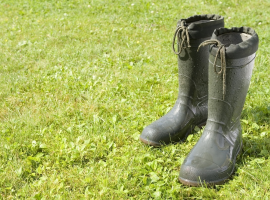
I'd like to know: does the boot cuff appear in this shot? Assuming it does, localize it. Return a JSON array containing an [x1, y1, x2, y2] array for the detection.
[[177, 14, 224, 39], [210, 27, 259, 59]]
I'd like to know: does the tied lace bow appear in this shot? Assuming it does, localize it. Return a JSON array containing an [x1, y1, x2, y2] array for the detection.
[[198, 39, 227, 100], [172, 21, 191, 55]]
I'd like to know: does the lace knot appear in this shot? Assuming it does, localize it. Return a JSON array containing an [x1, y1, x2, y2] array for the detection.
[[172, 21, 191, 55], [198, 39, 227, 100]]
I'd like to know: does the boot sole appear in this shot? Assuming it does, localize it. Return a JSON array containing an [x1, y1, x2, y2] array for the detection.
[[140, 121, 206, 147], [179, 142, 243, 187]]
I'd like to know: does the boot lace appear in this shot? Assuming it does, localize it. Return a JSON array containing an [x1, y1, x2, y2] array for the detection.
[[172, 21, 191, 55], [198, 39, 227, 100]]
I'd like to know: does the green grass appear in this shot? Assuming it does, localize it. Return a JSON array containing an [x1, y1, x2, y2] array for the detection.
[[0, 0, 270, 199]]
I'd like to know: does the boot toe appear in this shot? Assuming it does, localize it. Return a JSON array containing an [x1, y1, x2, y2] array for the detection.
[[179, 155, 233, 186], [140, 126, 164, 146]]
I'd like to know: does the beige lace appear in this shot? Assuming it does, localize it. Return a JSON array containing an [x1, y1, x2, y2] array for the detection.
[[198, 39, 227, 100], [172, 21, 191, 55]]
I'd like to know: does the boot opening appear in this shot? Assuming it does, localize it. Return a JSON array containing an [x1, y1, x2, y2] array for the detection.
[[187, 19, 214, 25], [217, 33, 252, 47]]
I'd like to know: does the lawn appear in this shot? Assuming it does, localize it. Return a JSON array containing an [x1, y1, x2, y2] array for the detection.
[[0, 0, 269, 199]]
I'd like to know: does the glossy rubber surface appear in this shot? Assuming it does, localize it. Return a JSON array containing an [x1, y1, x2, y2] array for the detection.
[[179, 27, 259, 186], [140, 15, 224, 146]]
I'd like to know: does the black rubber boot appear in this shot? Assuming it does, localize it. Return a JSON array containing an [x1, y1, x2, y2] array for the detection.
[[179, 27, 259, 186], [140, 15, 224, 146]]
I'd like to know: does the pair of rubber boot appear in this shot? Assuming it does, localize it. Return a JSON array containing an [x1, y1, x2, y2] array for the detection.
[[140, 14, 259, 186]]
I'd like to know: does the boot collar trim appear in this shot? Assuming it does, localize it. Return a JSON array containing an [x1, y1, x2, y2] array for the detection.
[[210, 27, 259, 59]]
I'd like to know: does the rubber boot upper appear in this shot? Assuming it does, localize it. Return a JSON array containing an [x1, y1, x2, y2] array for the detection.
[[179, 27, 259, 186], [140, 15, 224, 146]]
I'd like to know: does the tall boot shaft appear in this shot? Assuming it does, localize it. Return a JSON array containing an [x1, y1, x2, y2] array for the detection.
[[208, 27, 259, 124], [176, 15, 224, 103], [207, 27, 259, 144]]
